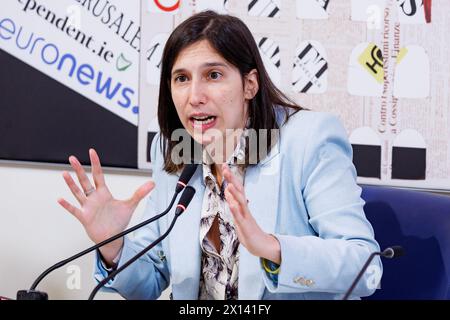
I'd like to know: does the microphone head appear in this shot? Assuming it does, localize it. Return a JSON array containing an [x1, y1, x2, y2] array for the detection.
[[381, 245, 405, 259], [175, 164, 198, 193], [175, 186, 196, 215]]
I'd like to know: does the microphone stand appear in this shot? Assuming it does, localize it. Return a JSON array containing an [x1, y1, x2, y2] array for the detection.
[[342, 251, 381, 300], [88, 186, 196, 300], [342, 246, 404, 300], [16, 164, 198, 300], [17, 192, 178, 300]]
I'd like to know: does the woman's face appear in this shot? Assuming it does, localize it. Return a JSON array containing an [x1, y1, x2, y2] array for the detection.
[[170, 40, 258, 146]]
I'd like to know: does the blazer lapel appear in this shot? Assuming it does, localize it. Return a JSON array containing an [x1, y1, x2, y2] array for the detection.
[[239, 144, 281, 300], [167, 166, 204, 299], [165, 140, 281, 300]]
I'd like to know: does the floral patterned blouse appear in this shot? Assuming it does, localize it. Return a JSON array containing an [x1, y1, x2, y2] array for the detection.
[[198, 130, 247, 300]]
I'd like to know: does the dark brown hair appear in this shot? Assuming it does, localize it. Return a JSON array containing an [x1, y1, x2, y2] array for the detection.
[[157, 10, 302, 174]]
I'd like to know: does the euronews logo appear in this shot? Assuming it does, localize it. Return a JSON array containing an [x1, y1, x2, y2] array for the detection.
[[0, 17, 139, 115]]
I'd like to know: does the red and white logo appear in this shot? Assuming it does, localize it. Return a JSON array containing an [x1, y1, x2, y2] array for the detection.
[[148, 0, 180, 14]]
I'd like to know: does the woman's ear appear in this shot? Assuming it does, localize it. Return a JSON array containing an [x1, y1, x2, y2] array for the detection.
[[244, 69, 259, 100]]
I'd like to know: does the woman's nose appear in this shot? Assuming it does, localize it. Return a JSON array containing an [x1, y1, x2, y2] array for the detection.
[[188, 79, 207, 106]]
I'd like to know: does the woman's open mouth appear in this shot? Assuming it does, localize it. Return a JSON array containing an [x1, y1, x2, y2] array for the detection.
[[190, 115, 217, 132]]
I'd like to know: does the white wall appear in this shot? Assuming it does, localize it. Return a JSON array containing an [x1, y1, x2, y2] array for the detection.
[[0, 161, 169, 300]]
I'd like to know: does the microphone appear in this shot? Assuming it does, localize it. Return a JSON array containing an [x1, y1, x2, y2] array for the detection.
[[88, 186, 196, 300], [380, 245, 404, 259], [16, 164, 198, 300], [175, 164, 198, 193], [342, 245, 405, 300]]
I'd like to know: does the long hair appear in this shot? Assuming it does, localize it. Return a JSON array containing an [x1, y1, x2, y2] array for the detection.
[[158, 10, 302, 174]]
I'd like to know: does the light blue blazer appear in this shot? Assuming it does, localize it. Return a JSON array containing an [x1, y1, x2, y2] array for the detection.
[[94, 110, 382, 300]]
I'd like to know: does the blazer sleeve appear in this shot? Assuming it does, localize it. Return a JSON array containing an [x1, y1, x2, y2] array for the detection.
[[262, 113, 382, 298], [93, 133, 171, 299]]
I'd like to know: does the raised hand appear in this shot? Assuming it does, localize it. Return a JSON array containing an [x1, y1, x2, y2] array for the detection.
[[222, 163, 281, 264], [58, 149, 155, 264]]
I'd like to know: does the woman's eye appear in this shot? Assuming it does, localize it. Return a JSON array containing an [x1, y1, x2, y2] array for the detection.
[[175, 75, 187, 83], [209, 71, 222, 80]]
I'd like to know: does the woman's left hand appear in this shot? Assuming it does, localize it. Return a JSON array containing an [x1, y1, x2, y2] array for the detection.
[[222, 164, 281, 264]]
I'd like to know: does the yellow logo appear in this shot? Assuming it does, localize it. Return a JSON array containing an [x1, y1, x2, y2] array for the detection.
[[358, 43, 384, 83]]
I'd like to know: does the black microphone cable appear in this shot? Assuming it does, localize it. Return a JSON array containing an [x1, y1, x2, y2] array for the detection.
[[88, 186, 196, 300], [16, 164, 198, 300]]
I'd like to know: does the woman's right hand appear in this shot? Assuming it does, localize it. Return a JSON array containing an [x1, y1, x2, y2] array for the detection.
[[57, 149, 155, 265]]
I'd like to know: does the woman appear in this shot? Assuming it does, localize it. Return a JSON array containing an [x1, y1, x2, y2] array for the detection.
[[58, 11, 382, 300]]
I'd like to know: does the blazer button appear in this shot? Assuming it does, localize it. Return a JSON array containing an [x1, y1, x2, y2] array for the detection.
[[157, 250, 166, 262], [293, 276, 306, 286], [299, 277, 307, 286], [305, 279, 314, 287]]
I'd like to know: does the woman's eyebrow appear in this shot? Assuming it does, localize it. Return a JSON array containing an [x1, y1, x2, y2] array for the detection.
[[171, 62, 229, 76], [202, 62, 228, 68], [171, 68, 186, 76]]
